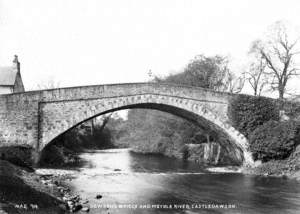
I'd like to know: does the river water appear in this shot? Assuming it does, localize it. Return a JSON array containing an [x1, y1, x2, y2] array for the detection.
[[44, 149, 300, 214]]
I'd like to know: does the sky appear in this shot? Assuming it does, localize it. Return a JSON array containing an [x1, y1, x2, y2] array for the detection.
[[1, 0, 300, 96]]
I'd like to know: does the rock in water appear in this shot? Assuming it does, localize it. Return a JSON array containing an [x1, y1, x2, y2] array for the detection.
[[72, 204, 82, 212], [82, 207, 90, 212], [96, 194, 102, 199], [82, 200, 89, 204], [67, 200, 74, 209]]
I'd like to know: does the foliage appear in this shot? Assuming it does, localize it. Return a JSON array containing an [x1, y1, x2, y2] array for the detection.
[[39, 115, 124, 166], [154, 54, 244, 93], [0, 146, 34, 169], [249, 120, 300, 162], [118, 109, 200, 158], [228, 94, 279, 138], [163, 55, 228, 89], [121, 54, 246, 161]]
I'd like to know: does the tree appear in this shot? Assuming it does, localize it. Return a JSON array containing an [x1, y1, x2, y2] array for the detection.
[[121, 54, 245, 160], [245, 55, 268, 96], [183, 55, 229, 90], [96, 113, 113, 133], [154, 54, 244, 93], [250, 21, 300, 99]]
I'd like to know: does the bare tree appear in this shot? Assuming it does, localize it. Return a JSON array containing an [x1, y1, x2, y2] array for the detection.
[[245, 56, 268, 96], [250, 21, 300, 99]]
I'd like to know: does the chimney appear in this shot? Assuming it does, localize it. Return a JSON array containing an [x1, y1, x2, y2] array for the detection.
[[12, 55, 20, 72]]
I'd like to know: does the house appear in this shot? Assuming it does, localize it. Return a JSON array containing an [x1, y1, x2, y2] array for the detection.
[[0, 55, 25, 94]]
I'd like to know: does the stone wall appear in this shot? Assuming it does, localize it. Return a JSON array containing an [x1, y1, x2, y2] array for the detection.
[[0, 86, 13, 94]]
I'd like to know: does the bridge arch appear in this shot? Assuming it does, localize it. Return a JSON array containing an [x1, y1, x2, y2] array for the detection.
[[38, 93, 254, 165]]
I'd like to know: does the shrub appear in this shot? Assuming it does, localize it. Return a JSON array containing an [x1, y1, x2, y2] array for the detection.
[[0, 146, 33, 167], [249, 120, 300, 162], [228, 95, 279, 138]]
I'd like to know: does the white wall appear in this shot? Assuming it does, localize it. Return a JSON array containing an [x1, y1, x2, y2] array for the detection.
[[0, 86, 13, 94]]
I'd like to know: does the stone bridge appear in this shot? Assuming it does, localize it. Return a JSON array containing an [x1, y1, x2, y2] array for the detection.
[[0, 83, 254, 165]]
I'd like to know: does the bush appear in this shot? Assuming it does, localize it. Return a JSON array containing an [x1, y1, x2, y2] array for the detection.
[[228, 95, 279, 138], [249, 120, 300, 162], [0, 146, 33, 168]]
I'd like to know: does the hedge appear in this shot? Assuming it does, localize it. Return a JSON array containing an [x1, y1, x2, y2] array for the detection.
[[228, 94, 279, 138], [249, 120, 300, 162]]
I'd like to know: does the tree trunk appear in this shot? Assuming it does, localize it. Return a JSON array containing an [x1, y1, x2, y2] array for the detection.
[[98, 114, 112, 133], [91, 119, 95, 136], [206, 134, 210, 144], [254, 86, 258, 96], [279, 87, 284, 100]]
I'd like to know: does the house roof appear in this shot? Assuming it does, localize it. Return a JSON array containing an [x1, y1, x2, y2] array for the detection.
[[0, 66, 17, 86]]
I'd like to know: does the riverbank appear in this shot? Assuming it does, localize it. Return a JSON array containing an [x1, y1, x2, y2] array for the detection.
[[131, 146, 300, 181], [0, 160, 66, 213], [35, 169, 93, 213], [243, 162, 300, 181], [0, 160, 92, 213], [242, 145, 300, 181]]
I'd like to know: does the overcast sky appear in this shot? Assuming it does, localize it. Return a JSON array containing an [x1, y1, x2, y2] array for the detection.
[[1, 0, 300, 96]]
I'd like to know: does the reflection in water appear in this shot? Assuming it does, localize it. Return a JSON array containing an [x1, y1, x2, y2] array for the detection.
[[61, 149, 300, 214]]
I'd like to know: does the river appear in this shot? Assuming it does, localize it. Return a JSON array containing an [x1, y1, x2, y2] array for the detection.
[[39, 148, 300, 214]]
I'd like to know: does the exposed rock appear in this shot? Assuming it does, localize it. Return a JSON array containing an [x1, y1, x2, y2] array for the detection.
[[82, 199, 89, 204], [82, 206, 90, 212], [62, 196, 70, 201], [67, 200, 74, 208], [72, 204, 83, 212], [184, 143, 242, 166], [96, 194, 102, 199]]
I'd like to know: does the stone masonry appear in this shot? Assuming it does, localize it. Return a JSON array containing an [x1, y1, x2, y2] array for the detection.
[[0, 83, 253, 165]]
